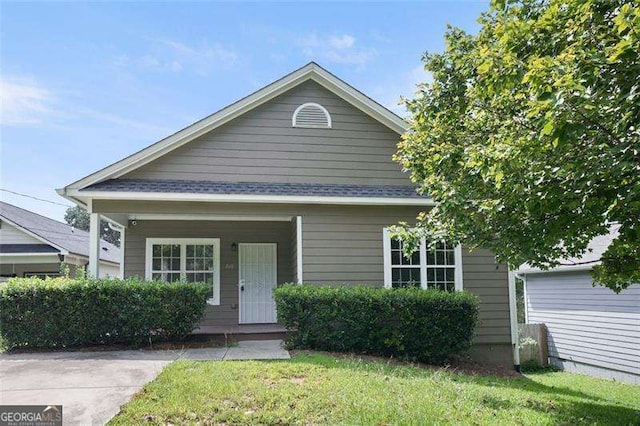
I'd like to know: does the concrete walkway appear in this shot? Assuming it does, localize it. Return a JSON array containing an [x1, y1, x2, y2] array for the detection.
[[0, 340, 289, 425]]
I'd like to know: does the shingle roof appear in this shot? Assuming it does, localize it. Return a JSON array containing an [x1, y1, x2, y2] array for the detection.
[[518, 224, 621, 273], [0, 244, 59, 254], [0, 201, 120, 264], [84, 179, 426, 199]]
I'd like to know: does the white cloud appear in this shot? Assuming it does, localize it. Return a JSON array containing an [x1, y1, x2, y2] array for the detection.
[[0, 74, 170, 140], [0, 76, 55, 126], [298, 33, 376, 66], [115, 39, 238, 76], [328, 34, 355, 49], [371, 64, 432, 117]]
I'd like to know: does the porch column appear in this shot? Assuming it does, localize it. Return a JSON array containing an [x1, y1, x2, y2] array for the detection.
[[296, 215, 303, 284], [119, 226, 126, 279], [88, 213, 101, 278]]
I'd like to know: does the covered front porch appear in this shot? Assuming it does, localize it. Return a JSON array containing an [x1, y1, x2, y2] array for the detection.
[[85, 211, 302, 332]]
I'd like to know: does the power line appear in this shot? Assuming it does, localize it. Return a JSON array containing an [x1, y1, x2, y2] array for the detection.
[[0, 189, 73, 208]]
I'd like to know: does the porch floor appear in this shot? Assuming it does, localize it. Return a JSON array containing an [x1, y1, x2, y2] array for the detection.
[[192, 323, 286, 335]]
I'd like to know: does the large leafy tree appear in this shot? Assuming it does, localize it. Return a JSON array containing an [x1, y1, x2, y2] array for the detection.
[[64, 206, 120, 247], [395, 0, 639, 292]]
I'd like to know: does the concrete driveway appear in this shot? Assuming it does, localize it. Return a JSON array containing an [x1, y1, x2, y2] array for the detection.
[[0, 340, 289, 425]]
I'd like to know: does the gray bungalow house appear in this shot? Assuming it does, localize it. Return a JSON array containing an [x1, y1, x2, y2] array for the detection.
[[58, 63, 517, 366], [517, 226, 639, 383], [0, 201, 120, 280]]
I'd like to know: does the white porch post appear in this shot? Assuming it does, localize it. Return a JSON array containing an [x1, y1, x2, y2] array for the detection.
[[296, 215, 303, 284], [88, 213, 101, 278], [119, 226, 126, 279]]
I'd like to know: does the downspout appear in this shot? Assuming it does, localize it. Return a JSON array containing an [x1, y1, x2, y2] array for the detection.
[[508, 270, 521, 372]]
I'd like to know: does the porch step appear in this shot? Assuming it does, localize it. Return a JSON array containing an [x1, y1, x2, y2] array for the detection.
[[191, 323, 287, 343]]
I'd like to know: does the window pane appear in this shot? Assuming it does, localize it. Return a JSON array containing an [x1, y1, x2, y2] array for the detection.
[[411, 250, 420, 265], [171, 258, 180, 270], [152, 258, 161, 270], [436, 269, 445, 282], [186, 245, 194, 257], [204, 257, 214, 270], [436, 250, 445, 265], [391, 238, 400, 249], [446, 250, 455, 265], [152, 245, 161, 257], [426, 250, 435, 265], [392, 268, 400, 282], [391, 251, 401, 265], [446, 268, 455, 282], [427, 268, 434, 282]]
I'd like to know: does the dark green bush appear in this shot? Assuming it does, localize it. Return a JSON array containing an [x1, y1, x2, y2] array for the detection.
[[0, 277, 210, 350], [274, 284, 480, 364]]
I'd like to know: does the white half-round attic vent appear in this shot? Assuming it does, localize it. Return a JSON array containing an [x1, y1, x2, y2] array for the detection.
[[292, 103, 332, 128]]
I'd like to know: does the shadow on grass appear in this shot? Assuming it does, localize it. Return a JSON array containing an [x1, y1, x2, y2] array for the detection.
[[287, 352, 640, 425]]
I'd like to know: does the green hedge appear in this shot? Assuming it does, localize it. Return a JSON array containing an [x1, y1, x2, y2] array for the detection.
[[0, 277, 210, 350], [274, 284, 480, 364]]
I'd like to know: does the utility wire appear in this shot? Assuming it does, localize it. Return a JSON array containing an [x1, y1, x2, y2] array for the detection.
[[0, 188, 73, 208]]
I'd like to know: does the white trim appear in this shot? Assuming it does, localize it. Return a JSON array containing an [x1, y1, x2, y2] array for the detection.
[[521, 273, 529, 324], [0, 215, 69, 254], [419, 238, 427, 290], [516, 263, 597, 274], [383, 228, 392, 288], [0, 254, 61, 264], [120, 227, 126, 279], [292, 102, 332, 128], [145, 238, 221, 305], [382, 229, 463, 291], [296, 216, 303, 284], [508, 270, 521, 367], [88, 213, 100, 278], [60, 62, 408, 192], [0, 252, 60, 257], [129, 214, 294, 222], [69, 190, 435, 206], [454, 245, 464, 291]]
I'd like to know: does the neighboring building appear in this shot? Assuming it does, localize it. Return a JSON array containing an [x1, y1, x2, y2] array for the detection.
[[517, 226, 640, 384], [0, 201, 120, 280], [57, 62, 517, 366]]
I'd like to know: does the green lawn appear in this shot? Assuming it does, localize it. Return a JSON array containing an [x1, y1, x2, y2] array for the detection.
[[111, 353, 640, 425]]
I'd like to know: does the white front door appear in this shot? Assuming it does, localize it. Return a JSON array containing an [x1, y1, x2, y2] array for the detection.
[[239, 243, 278, 324]]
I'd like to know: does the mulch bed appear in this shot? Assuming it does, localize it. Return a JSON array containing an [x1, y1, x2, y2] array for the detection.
[[3, 336, 227, 354]]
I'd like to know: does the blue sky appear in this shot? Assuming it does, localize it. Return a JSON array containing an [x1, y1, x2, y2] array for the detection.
[[1, 1, 487, 221]]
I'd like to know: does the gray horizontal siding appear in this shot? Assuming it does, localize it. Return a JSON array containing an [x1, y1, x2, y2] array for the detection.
[[0, 223, 41, 245], [124, 80, 410, 185], [100, 200, 512, 346], [525, 272, 640, 376], [123, 220, 293, 327]]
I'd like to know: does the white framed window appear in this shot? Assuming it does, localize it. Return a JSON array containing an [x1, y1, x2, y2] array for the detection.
[[145, 238, 221, 305], [292, 102, 332, 128], [383, 228, 463, 291]]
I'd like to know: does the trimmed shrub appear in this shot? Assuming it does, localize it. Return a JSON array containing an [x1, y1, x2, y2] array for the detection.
[[0, 277, 210, 350], [274, 284, 480, 364]]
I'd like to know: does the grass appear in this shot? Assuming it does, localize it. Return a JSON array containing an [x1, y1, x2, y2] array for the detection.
[[111, 353, 640, 425]]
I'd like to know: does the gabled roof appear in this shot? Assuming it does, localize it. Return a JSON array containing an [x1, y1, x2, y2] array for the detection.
[[0, 201, 120, 264], [60, 62, 409, 193], [517, 224, 621, 274]]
